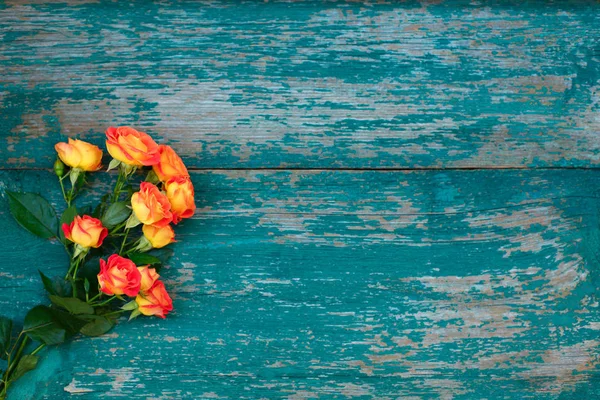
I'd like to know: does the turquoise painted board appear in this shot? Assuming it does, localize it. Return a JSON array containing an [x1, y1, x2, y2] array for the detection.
[[1, 170, 600, 398], [1, 0, 600, 399], [1, 1, 600, 169]]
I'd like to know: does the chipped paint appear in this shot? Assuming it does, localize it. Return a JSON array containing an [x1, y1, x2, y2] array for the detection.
[[1, 1, 600, 398]]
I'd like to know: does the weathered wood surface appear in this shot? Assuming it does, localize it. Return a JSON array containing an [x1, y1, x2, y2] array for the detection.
[[2, 1, 600, 169], [2, 1, 600, 399], [1, 170, 600, 399]]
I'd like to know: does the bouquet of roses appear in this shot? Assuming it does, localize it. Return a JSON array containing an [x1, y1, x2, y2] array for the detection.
[[0, 126, 195, 399]]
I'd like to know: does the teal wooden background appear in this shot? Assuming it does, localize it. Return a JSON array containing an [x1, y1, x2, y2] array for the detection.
[[1, 1, 600, 399]]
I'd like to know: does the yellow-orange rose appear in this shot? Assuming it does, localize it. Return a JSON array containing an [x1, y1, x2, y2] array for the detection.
[[136, 280, 173, 319], [105, 126, 160, 166], [164, 177, 196, 224], [62, 215, 108, 248], [98, 255, 142, 297], [142, 224, 175, 248], [54, 138, 103, 171], [153, 145, 189, 182], [131, 182, 173, 228], [138, 266, 159, 292]]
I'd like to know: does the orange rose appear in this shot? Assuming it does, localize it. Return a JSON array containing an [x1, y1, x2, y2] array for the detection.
[[131, 182, 173, 228], [105, 126, 160, 166], [98, 255, 142, 297], [142, 224, 175, 248], [138, 266, 159, 292], [164, 177, 196, 224], [153, 145, 189, 182], [62, 215, 108, 248], [54, 138, 103, 171], [136, 280, 173, 319]]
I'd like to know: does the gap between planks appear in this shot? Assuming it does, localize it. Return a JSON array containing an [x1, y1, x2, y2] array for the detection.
[[2, 166, 600, 172]]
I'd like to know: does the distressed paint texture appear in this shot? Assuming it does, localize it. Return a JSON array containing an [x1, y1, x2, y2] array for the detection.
[[0, 170, 599, 399], [1, 1, 600, 169], [2, 1, 600, 399]]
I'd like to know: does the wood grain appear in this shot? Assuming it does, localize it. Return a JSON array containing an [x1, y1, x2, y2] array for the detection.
[[2, 1, 600, 398], [1, 1, 600, 169], [1, 169, 599, 398]]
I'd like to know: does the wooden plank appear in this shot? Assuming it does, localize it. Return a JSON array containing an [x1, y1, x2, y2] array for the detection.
[[1, 1, 600, 169], [1, 169, 599, 398]]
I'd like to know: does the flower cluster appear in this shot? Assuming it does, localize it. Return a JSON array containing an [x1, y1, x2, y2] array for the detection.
[[1, 126, 195, 399]]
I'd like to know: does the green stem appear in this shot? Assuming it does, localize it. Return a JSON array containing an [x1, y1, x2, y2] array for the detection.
[[65, 256, 83, 297], [67, 184, 76, 205], [61, 241, 72, 258], [30, 344, 45, 357], [119, 228, 130, 255], [65, 257, 80, 280], [103, 309, 127, 317], [112, 169, 129, 203], [72, 261, 82, 298], [87, 293, 101, 304], [110, 220, 128, 235], [58, 175, 70, 206], [93, 296, 116, 307], [1, 335, 29, 397]]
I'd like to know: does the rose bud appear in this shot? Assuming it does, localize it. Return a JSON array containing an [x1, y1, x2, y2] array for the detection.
[[135, 280, 173, 319], [152, 145, 189, 182], [98, 255, 142, 297], [105, 126, 160, 166], [62, 215, 108, 248], [54, 138, 103, 171], [142, 224, 175, 249], [138, 266, 159, 292], [53, 159, 65, 177], [164, 176, 196, 224], [131, 182, 173, 228]]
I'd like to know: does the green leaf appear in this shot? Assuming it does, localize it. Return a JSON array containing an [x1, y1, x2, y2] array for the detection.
[[92, 194, 111, 219], [127, 252, 161, 267], [23, 306, 66, 345], [149, 248, 174, 264], [128, 309, 142, 321], [10, 354, 38, 382], [60, 205, 78, 225], [38, 270, 57, 295], [121, 300, 138, 311], [49, 309, 87, 337], [6, 191, 58, 239], [80, 317, 115, 337], [38, 271, 71, 297], [49, 295, 94, 315], [79, 205, 92, 216], [124, 212, 141, 229], [101, 201, 131, 229], [80, 257, 101, 298], [147, 248, 174, 272], [59, 205, 78, 242], [107, 158, 121, 171], [0, 316, 12, 360], [145, 170, 160, 184]]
